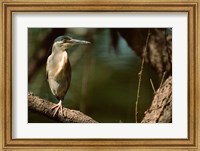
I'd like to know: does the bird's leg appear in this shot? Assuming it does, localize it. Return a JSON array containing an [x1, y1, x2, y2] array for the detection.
[[51, 100, 63, 117]]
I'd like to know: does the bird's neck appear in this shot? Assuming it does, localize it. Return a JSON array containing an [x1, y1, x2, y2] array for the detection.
[[52, 43, 69, 54]]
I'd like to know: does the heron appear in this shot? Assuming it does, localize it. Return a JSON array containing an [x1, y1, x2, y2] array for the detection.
[[46, 35, 90, 117]]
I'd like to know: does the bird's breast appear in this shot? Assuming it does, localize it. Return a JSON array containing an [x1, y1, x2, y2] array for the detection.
[[55, 52, 68, 77], [48, 51, 71, 80]]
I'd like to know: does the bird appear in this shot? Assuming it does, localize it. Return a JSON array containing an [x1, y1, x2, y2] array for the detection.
[[46, 35, 90, 117]]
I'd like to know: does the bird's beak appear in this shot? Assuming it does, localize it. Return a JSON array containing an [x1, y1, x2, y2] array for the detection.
[[70, 38, 91, 44]]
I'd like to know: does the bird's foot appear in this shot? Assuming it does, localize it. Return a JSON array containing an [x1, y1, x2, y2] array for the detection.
[[51, 100, 63, 117]]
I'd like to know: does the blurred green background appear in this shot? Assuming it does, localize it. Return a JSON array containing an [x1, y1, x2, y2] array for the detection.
[[28, 28, 160, 123]]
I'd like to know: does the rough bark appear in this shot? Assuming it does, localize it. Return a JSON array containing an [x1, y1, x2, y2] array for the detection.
[[28, 92, 97, 123], [141, 76, 172, 123]]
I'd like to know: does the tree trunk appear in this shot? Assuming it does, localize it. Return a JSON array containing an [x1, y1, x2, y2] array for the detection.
[[142, 76, 172, 123]]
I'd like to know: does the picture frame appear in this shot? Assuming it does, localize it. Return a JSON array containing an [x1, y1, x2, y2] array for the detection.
[[0, 0, 199, 150]]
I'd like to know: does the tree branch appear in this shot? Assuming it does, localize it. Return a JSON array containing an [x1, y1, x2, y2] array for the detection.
[[28, 92, 97, 123], [135, 29, 151, 123], [141, 76, 172, 123]]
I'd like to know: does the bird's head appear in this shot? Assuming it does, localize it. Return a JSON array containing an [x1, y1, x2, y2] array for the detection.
[[53, 35, 90, 51]]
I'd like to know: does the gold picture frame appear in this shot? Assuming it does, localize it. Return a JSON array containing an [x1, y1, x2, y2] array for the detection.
[[0, 0, 199, 150]]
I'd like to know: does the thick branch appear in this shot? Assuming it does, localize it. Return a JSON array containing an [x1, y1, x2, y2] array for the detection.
[[28, 92, 97, 123], [141, 76, 172, 123]]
